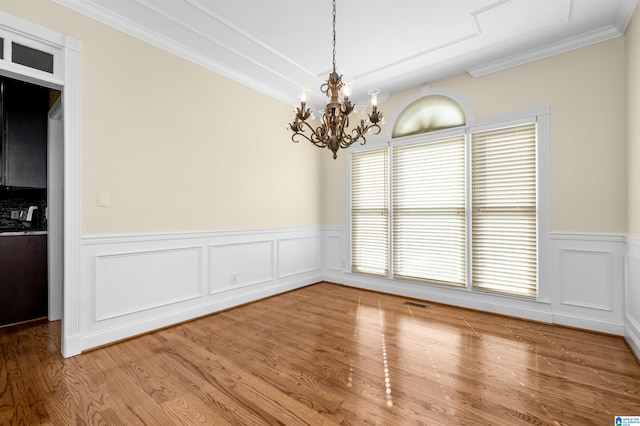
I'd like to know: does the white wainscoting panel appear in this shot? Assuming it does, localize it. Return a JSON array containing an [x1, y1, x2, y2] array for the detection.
[[95, 247, 203, 321], [550, 234, 625, 334], [278, 236, 321, 278], [79, 227, 322, 352], [209, 240, 273, 293], [625, 237, 640, 359], [325, 235, 343, 271], [560, 249, 612, 311], [322, 226, 348, 281]]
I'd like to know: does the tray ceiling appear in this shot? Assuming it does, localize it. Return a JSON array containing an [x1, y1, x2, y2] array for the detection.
[[53, 0, 637, 109]]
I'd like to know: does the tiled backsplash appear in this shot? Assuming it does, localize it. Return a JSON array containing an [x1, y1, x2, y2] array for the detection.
[[0, 188, 47, 231]]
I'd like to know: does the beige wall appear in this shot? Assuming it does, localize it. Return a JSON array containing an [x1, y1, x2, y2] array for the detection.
[[1, 0, 323, 235], [323, 38, 628, 235], [627, 7, 640, 239], [2, 1, 630, 236]]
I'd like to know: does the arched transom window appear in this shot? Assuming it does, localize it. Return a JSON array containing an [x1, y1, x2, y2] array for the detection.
[[392, 94, 466, 138]]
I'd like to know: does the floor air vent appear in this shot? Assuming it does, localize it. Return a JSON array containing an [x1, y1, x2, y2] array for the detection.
[[404, 301, 428, 308]]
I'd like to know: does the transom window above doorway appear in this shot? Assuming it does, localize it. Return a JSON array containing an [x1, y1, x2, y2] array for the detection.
[[0, 24, 61, 82]]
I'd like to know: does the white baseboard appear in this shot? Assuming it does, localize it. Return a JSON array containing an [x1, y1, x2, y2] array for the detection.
[[61, 334, 82, 359], [338, 272, 554, 323], [551, 313, 626, 335], [625, 318, 640, 360]]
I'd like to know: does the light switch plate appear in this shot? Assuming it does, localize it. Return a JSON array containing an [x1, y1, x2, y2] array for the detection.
[[97, 192, 110, 207]]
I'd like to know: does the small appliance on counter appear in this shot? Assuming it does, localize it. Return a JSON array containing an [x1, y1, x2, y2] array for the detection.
[[0, 187, 47, 233]]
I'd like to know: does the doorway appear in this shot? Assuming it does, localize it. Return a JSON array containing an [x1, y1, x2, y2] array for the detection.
[[0, 78, 65, 331], [0, 77, 61, 327], [1, 10, 82, 357]]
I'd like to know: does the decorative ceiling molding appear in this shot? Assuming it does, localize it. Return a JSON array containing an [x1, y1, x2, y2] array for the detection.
[[467, 25, 623, 77], [52, 0, 294, 104], [186, 0, 316, 78], [52, 0, 638, 108]]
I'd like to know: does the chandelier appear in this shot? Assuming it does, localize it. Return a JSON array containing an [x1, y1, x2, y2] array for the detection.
[[289, 0, 383, 159]]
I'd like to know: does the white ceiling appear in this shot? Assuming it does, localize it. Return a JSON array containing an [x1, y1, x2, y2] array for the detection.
[[54, 0, 637, 110]]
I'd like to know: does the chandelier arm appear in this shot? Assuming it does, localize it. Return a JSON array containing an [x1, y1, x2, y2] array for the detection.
[[365, 123, 382, 136], [336, 124, 361, 149], [339, 134, 364, 149], [290, 120, 329, 148], [291, 131, 328, 148], [341, 122, 382, 148]]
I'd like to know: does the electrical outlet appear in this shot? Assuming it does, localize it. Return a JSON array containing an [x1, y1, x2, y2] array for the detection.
[[231, 273, 238, 284], [10, 211, 20, 220]]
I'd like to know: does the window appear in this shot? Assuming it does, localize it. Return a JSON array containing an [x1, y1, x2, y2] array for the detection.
[[12, 42, 54, 74], [393, 95, 466, 138], [392, 134, 466, 286], [471, 124, 537, 297], [350, 147, 388, 276], [350, 115, 543, 299], [0, 24, 60, 80]]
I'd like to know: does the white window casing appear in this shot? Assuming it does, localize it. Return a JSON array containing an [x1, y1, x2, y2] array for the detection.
[[348, 106, 550, 301]]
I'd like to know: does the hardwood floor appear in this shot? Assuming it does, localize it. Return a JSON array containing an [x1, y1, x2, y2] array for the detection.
[[1, 282, 639, 425]]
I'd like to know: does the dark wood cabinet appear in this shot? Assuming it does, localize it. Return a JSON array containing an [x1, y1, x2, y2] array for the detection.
[[0, 77, 49, 188], [0, 235, 47, 326]]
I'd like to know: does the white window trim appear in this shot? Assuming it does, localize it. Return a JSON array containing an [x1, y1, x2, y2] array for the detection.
[[346, 105, 550, 302]]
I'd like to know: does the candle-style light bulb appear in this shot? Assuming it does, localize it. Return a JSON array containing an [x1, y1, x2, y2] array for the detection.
[[369, 89, 380, 107], [299, 87, 310, 103], [342, 82, 352, 98], [358, 106, 368, 122]]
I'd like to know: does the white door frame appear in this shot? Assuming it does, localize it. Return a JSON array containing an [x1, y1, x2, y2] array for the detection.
[[0, 12, 82, 357], [48, 96, 63, 321]]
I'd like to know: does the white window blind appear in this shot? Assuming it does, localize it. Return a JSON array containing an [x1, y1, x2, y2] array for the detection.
[[351, 148, 388, 275], [471, 123, 537, 298], [392, 135, 466, 286]]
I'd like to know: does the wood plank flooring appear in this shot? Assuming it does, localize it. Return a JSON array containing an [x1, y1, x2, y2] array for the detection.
[[1, 282, 639, 425]]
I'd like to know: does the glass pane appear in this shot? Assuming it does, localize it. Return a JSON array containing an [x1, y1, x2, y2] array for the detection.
[[471, 123, 537, 298], [351, 148, 389, 276], [12, 42, 54, 73], [392, 95, 465, 138], [392, 135, 466, 286], [0, 38, 4, 59]]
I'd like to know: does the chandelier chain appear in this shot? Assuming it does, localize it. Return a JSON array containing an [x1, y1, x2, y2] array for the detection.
[[332, 0, 337, 73]]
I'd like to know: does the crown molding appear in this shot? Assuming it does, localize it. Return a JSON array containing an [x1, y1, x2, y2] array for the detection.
[[52, 0, 292, 104], [615, 0, 640, 31], [467, 25, 623, 78], [54, 0, 636, 103]]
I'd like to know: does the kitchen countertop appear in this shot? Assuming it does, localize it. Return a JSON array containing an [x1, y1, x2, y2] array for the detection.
[[0, 230, 48, 236]]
